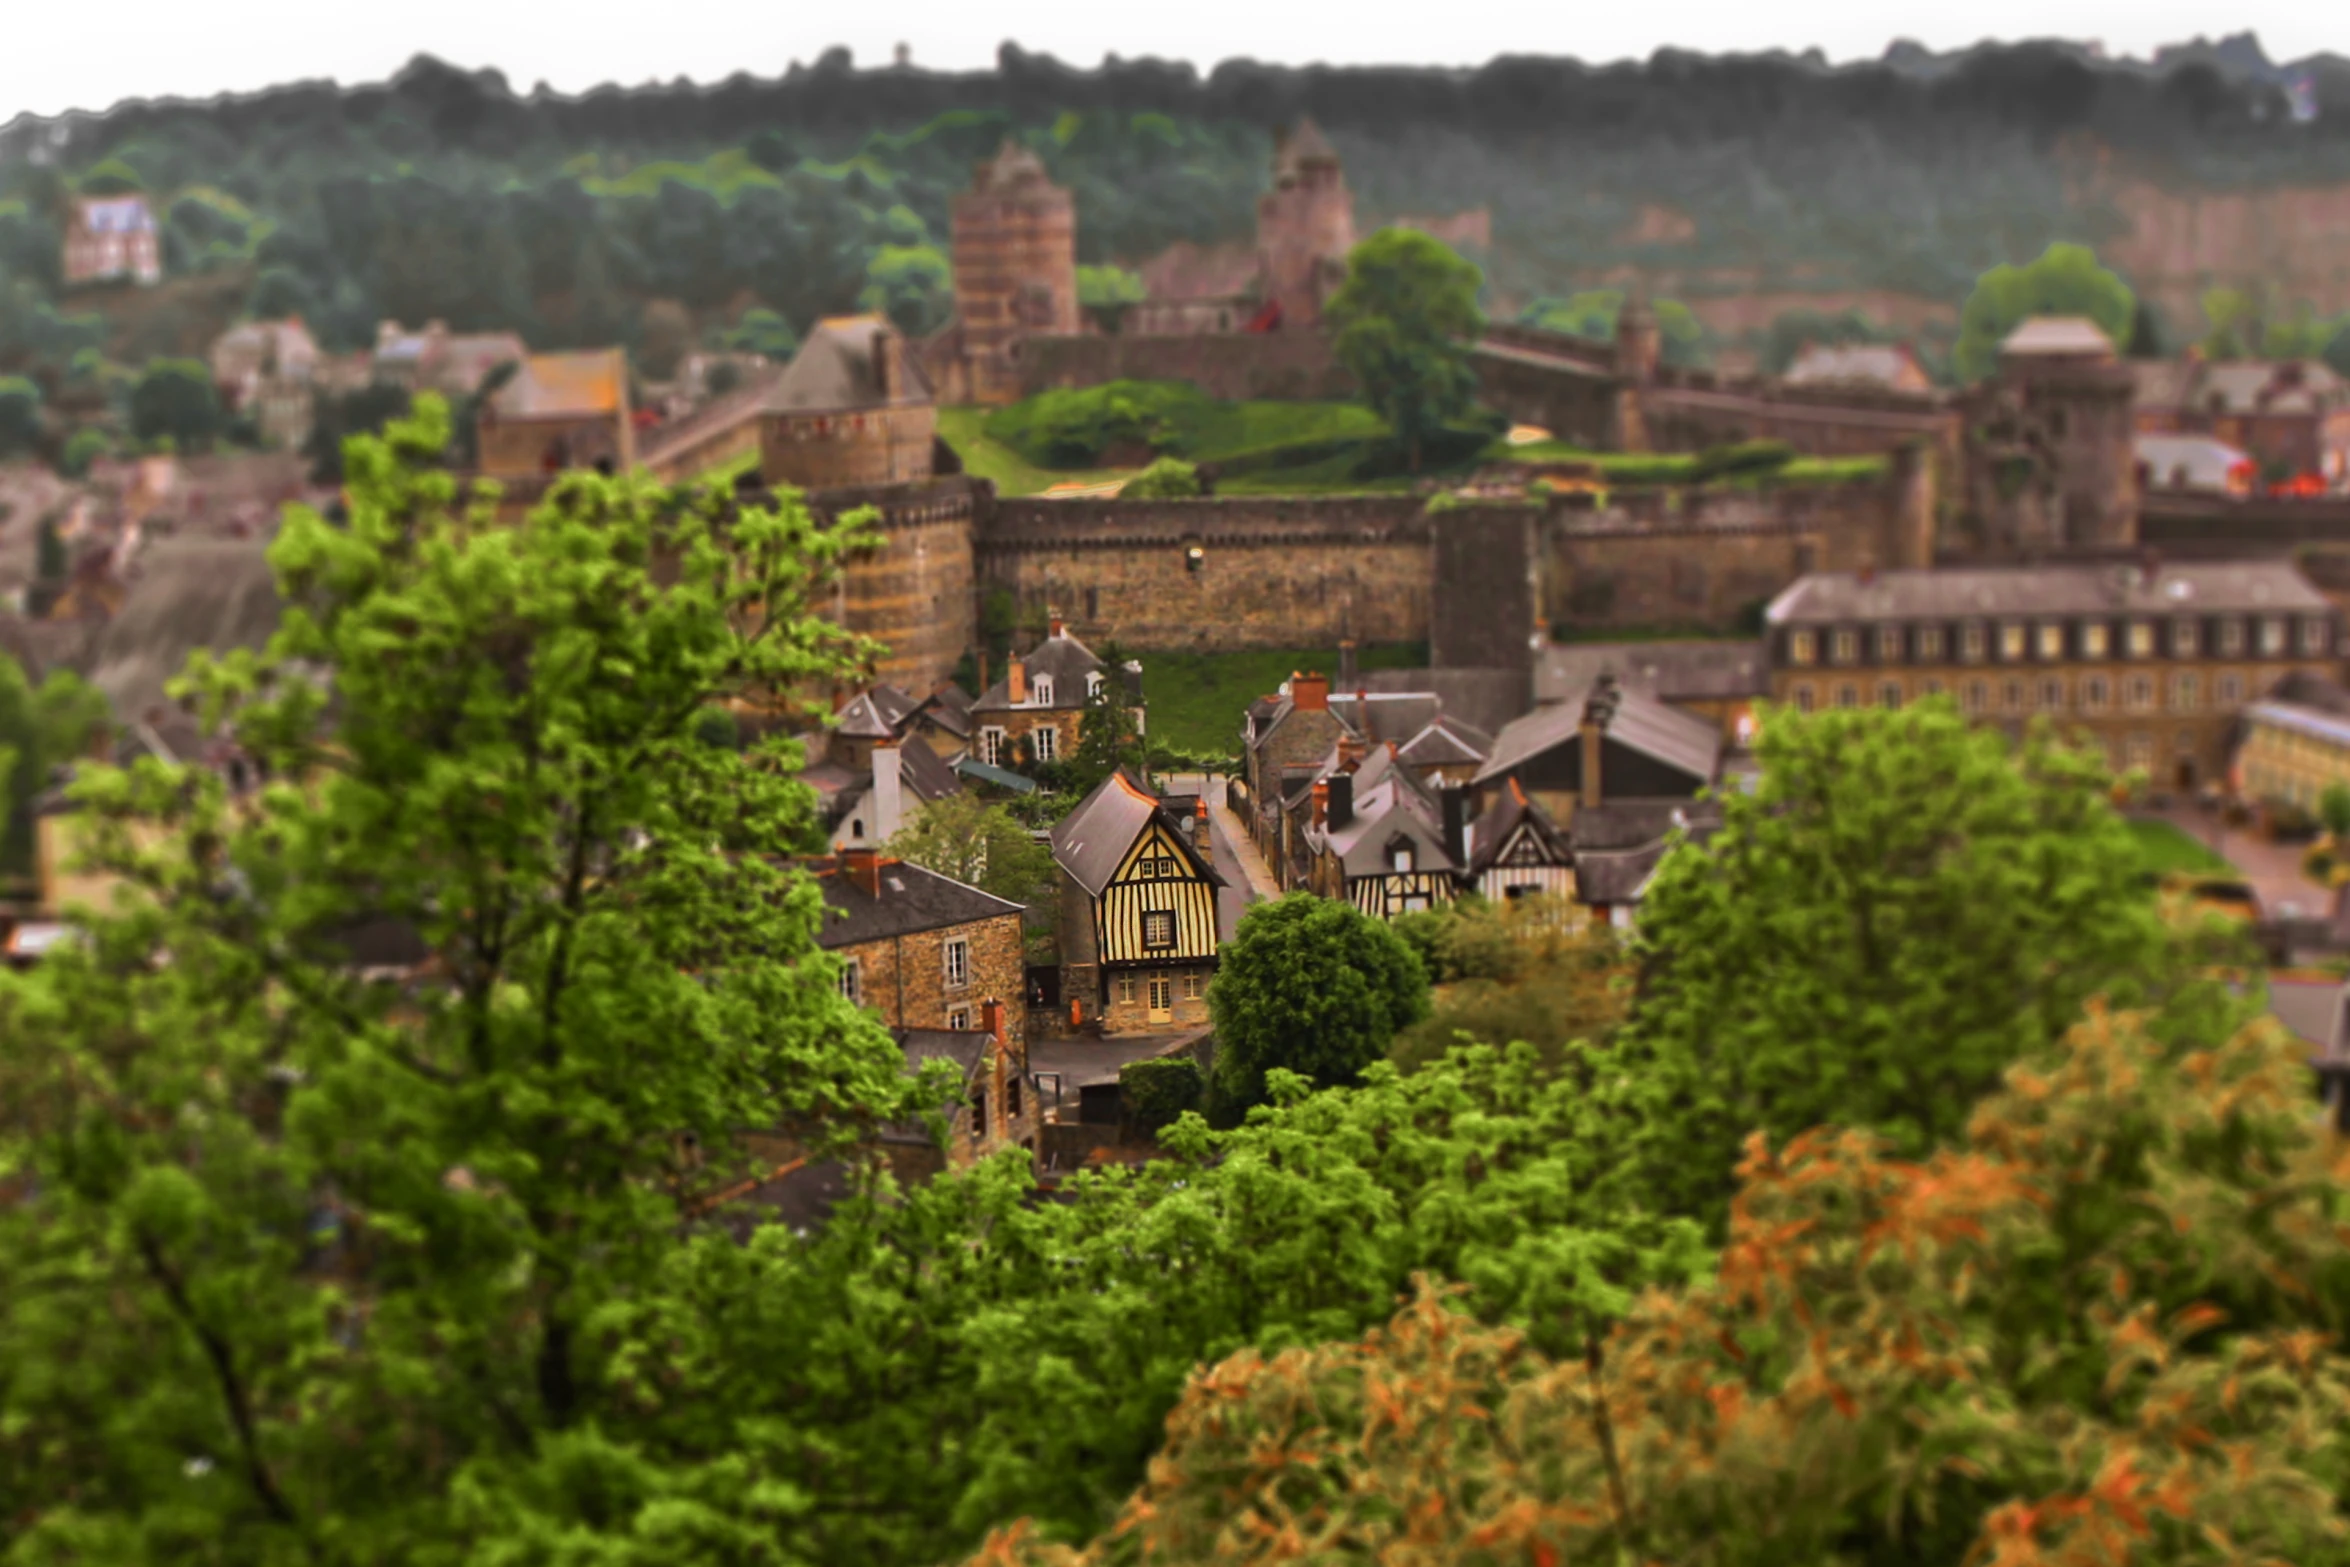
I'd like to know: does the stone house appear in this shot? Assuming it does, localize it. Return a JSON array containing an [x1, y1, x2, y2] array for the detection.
[[370, 320, 529, 399], [210, 317, 322, 448], [2132, 357, 2350, 487], [2236, 673, 2350, 814], [970, 620, 1142, 772], [1295, 747, 1462, 920], [1764, 559, 2343, 792], [62, 194, 161, 286], [815, 847, 1027, 1048], [1050, 771, 1222, 1034], [1460, 779, 1579, 907], [475, 349, 635, 478]]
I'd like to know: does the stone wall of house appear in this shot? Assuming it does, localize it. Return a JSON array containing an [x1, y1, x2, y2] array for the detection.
[[976, 495, 1433, 650], [1019, 331, 1354, 402], [834, 909, 1027, 1047]]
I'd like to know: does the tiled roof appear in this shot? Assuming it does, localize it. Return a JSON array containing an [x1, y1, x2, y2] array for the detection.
[[813, 859, 1023, 948], [1765, 561, 2330, 625], [974, 630, 1130, 712], [1051, 771, 1222, 898], [490, 349, 628, 419]]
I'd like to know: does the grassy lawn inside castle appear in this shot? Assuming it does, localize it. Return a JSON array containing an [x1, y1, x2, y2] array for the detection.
[[1141, 643, 1427, 759]]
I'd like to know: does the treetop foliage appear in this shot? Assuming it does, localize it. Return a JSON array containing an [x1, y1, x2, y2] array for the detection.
[[1954, 242, 2137, 382]]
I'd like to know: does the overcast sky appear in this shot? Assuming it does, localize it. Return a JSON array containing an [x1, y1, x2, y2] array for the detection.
[[1, 0, 2339, 124]]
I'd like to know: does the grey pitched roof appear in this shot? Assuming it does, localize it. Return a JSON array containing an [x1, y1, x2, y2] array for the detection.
[[1355, 667, 1532, 741], [954, 756, 1038, 794], [1396, 716, 1490, 769], [87, 536, 284, 721], [1318, 770, 1457, 878], [915, 683, 974, 738], [899, 739, 963, 805], [1569, 801, 1722, 903], [1535, 640, 1768, 708], [1328, 690, 1441, 745], [1464, 779, 1570, 875], [765, 315, 931, 414], [1764, 561, 2331, 626], [1050, 771, 1222, 898], [836, 685, 918, 740], [897, 1027, 995, 1081], [814, 859, 1024, 948], [974, 630, 1123, 712], [1475, 685, 1722, 790]]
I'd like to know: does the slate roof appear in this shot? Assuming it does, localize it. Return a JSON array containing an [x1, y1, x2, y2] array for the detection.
[[955, 756, 1039, 794], [1317, 768, 1458, 878], [836, 684, 917, 740], [1568, 800, 1722, 904], [766, 315, 932, 414], [87, 536, 284, 721], [974, 629, 1137, 713], [489, 349, 628, 420], [2246, 699, 2350, 753], [897, 1026, 996, 1081], [1464, 778, 1570, 875], [1764, 561, 2331, 625], [1395, 714, 1492, 770], [916, 683, 974, 739], [1051, 771, 1223, 898], [813, 859, 1024, 948], [1535, 640, 1767, 709], [2000, 316, 2117, 360], [1475, 685, 1722, 790]]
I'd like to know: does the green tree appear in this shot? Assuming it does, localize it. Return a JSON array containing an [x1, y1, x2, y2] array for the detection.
[[1953, 242, 2135, 383], [883, 791, 1056, 910], [1068, 664, 1148, 795], [1324, 229, 1484, 472], [858, 243, 954, 338], [127, 358, 226, 449], [1076, 264, 1146, 331], [723, 306, 799, 360], [302, 381, 412, 485], [0, 657, 109, 876], [0, 375, 39, 457], [75, 157, 143, 195], [1208, 894, 1431, 1114], [1118, 456, 1200, 498], [57, 427, 108, 479], [978, 1004, 2343, 1567], [1522, 289, 1710, 367], [0, 397, 921, 1561], [1617, 697, 2199, 1231]]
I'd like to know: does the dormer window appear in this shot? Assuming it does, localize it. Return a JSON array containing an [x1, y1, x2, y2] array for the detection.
[[1031, 675, 1055, 706], [1389, 843, 1415, 874], [1086, 671, 1105, 700]]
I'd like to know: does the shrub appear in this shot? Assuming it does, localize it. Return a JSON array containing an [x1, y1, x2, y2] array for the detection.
[[982, 380, 1211, 468], [1119, 456, 1201, 498], [1690, 438, 1796, 482], [58, 428, 107, 478], [1119, 1056, 1204, 1133]]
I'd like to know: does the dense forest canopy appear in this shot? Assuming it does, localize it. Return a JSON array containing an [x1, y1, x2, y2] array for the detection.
[[2, 35, 2350, 390]]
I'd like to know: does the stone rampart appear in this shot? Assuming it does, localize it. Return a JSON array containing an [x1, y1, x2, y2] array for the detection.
[[1019, 332, 1352, 401]]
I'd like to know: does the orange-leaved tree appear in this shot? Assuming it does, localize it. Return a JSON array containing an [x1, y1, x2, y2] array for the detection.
[[969, 1002, 2350, 1566]]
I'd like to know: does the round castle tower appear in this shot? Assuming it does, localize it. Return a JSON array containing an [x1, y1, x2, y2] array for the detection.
[[1255, 119, 1357, 329], [948, 141, 1080, 404]]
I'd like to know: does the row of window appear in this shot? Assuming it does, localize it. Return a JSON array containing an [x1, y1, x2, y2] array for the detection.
[[1788, 669, 2247, 717], [1786, 613, 2328, 669], [837, 937, 973, 1006], [978, 725, 1059, 766], [1115, 972, 1205, 1017]]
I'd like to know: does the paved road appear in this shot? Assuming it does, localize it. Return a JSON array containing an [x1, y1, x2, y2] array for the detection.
[[2142, 802, 2335, 920], [1163, 774, 1280, 942]]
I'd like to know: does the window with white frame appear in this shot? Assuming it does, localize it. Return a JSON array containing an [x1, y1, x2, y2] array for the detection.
[[2218, 618, 2245, 656], [1964, 680, 1986, 714], [1031, 675, 1055, 705], [1116, 975, 1137, 1004], [2039, 676, 2066, 712], [1390, 843, 1416, 873], [1086, 670, 1106, 700], [1141, 910, 1175, 948], [1916, 625, 1946, 661], [1875, 625, 1903, 662], [2080, 622, 2109, 658], [2173, 618, 2199, 657], [979, 727, 1008, 766], [1999, 623, 2026, 661], [1182, 973, 1204, 1000], [1961, 623, 1987, 661], [2172, 672, 2199, 712], [2127, 622, 2154, 658], [1030, 725, 1059, 763], [1789, 630, 1818, 666], [943, 938, 970, 989], [2259, 618, 2288, 657], [2083, 675, 2110, 713], [839, 959, 862, 1005], [2126, 674, 2153, 711], [2036, 623, 2065, 660], [947, 1007, 969, 1031], [2125, 733, 2154, 771], [1831, 629, 1859, 664]]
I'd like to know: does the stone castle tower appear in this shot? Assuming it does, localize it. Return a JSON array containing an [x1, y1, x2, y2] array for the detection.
[[1964, 318, 2140, 558], [1255, 119, 1357, 329], [944, 141, 1080, 404]]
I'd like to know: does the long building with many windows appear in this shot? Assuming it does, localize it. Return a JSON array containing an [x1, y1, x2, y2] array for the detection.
[[1763, 560, 2342, 790]]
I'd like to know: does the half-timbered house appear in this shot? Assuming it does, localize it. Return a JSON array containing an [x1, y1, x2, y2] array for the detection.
[[1051, 770, 1224, 1033], [1461, 777, 1579, 907], [1303, 746, 1462, 920]]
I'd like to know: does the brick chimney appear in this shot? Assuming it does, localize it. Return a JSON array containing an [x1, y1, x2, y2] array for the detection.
[[1050, 615, 1066, 639], [1311, 778, 1330, 826], [1326, 772, 1354, 830], [1337, 734, 1366, 768], [843, 846, 883, 898], [1290, 671, 1329, 712], [1193, 793, 1212, 851], [1008, 654, 1027, 705], [1580, 675, 1620, 811]]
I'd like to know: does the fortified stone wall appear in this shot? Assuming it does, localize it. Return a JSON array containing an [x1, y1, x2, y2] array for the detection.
[[1019, 332, 1352, 402], [808, 474, 981, 693], [975, 495, 1430, 650], [763, 402, 936, 490]]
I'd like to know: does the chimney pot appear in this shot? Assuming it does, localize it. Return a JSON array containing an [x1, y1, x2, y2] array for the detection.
[[1050, 615, 1065, 639], [1290, 671, 1329, 712]]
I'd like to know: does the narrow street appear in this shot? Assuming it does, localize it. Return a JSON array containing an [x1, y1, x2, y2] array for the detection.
[[2141, 802, 2337, 920], [1163, 773, 1282, 942]]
